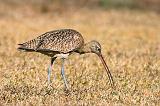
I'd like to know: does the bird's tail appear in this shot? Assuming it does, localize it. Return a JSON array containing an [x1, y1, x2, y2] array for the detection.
[[17, 43, 35, 52]]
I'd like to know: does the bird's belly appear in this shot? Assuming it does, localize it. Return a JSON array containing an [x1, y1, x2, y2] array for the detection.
[[54, 53, 69, 59]]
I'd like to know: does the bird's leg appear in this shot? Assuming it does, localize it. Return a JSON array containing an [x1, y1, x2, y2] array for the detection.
[[61, 58, 69, 89], [48, 57, 56, 84]]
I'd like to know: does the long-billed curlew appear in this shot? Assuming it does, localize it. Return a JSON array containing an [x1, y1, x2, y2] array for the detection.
[[18, 29, 114, 89]]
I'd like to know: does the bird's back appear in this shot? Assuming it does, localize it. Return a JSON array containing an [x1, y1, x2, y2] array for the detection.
[[18, 29, 84, 54]]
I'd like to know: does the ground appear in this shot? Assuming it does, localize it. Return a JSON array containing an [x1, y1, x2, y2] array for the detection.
[[0, 7, 160, 105]]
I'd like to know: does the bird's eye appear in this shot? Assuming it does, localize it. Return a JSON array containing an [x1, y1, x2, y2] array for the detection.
[[97, 47, 101, 52]]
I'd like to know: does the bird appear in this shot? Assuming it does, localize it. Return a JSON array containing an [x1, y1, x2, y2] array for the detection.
[[18, 29, 114, 89]]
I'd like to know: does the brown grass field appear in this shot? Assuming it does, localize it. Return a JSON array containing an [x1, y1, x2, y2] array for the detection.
[[0, 4, 160, 106]]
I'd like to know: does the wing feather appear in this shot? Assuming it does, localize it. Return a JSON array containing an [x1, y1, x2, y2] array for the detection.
[[18, 29, 84, 53]]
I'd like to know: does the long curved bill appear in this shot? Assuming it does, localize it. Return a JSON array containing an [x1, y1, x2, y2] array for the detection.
[[98, 54, 114, 88]]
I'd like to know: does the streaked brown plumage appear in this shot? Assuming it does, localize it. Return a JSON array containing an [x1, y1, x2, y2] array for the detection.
[[18, 29, 114, 89], [18, 29, 84, 56]]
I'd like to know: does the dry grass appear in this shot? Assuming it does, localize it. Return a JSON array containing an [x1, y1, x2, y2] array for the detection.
[[0, 7, 160, 105]]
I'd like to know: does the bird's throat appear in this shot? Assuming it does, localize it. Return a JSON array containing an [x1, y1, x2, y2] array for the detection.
[[77, 43, 91, 54]]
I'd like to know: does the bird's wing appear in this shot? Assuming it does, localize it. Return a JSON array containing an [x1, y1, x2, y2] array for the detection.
[[36, 29, 84, 53], [18, 29, 84, 53]]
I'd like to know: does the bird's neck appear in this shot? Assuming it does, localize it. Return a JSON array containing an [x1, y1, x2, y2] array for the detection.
[[77, 43, 91, 54]]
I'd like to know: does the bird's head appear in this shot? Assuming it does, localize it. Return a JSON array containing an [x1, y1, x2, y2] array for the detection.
[[89, 40, 102, 55]]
